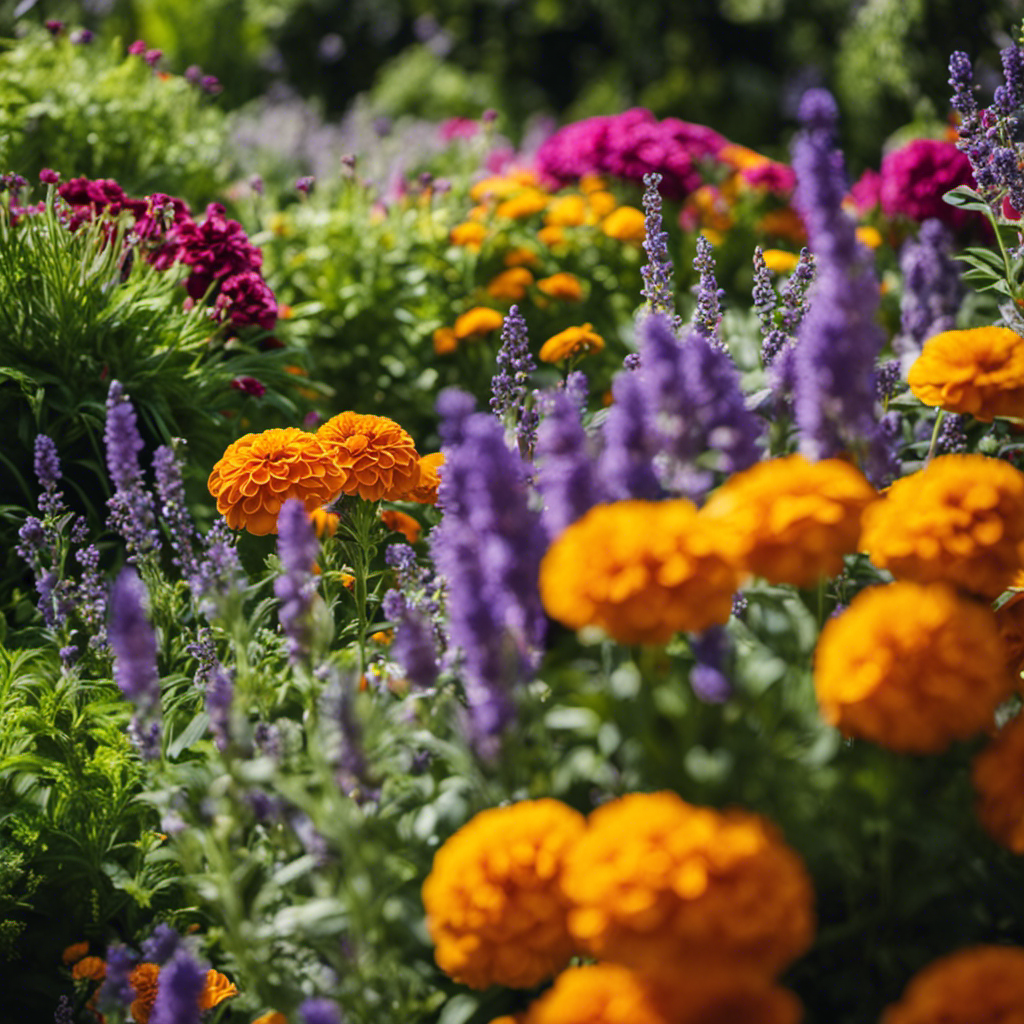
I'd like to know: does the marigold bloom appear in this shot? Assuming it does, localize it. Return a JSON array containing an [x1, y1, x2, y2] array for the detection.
[[504, 247, 539, 267], [487, 267, 534, 301], [536, 272, 584, 302], [129, 962, 161, 1024], [702, 455, 877, 586], [601, 206, 646, 242], [252, 1014, 289, 1024], [497, 189, 549, 220], [539, 324, 605, 364], [973, 712, 1024, 853], [199, 969, 238, 1010], [454, 307, 505, 340], [309, 507, 339, 538], [539, 501, 743, 644], [881, 946, 1024, 1024], [62, 941, 89, 965], [470, 175, 523, 202], [422, 798, 586, 989], [450, 222, 488, 249], [855, 224, 883, 249], [561, 792, 814, 977], [587, 190, 619, 220], [908, 327, 1024, 421], [814, 582, 1012, 753], [408, 452, 444, 504], [537, 225, 566, 247], [72, 956, 106, 981], [758, 207, 806, 243], [381, 509, 421, 543], [433, 326, 458, 355], [544, 195, 587, 227], [208, 429, 346, 536], [523, 964, 677, 1024], [761, 248, 800, 274], [317, 412, 421, 502], [860, 454, 1024, 598]]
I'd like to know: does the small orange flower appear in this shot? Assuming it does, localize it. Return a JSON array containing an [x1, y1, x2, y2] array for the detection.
[[544, 195, 587, 227], [199, 969, 239, 1011], [72, 956, 106, 982], [856, 225, 883, 249], [470, 175, 523, 202], [579, 174, 607, 193], [973, 712, 1024, 853], [251, 1014, 289, 1024], [719, 144, 772, 171], [371, 629, 393, 645], [340, 572, 356, 590], [62, 941, 89, 965], [537, 225, 566, 247], [487, 267, 534, 301], [433, 326, 458, 355], [309, 507, 339, 538], [317, 412, 421, 502], [758, 207, 806, 243], [208, 429, 346, 536], [908, 326, 1024, 421], [129, 962, 161, 1024], [450, 222, 488, 249], [601, 206, 645, 242], [539, 324, 604, 363], [408, 452, 445, 505], [587, 190, 619, 220], [503, 247, 539, 267], [536, 272, 584, 302], [761, 249, 800, 274], [454, 307, 505, 340], [496, 189, 549, 220], [381, 509, 422, 543]]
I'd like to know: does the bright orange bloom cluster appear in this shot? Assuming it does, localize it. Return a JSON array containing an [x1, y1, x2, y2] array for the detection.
[[560, 792, 815, 977], [814, 582, 1012, 753], [702, 455, 877, 586], [881, 946, 1024, 1024], [973, 712, 1024, 853], [454, 307, 505, 339], [317, 412, 421, 502], [381, 508, 421, 543], [539, 323, 605, 363], [521, 964, 678, 1024], [408, 453, 445, 504], [72, 956, 106, 981], [907, 326, 1024, 421], [600, 206, 646, 243], [544, 195, 588, 227], [536, 272, 584, 302], [62, 941, 89, 965], [487, 267, 535, 301], [860, 454, 1024, 598], [208, 428, 346, 536], [126, 962, 237, 1023], [539, 500, 742, 644], [422, 799, 586, 990]]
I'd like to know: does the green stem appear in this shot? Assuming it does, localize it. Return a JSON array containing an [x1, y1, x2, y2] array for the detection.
[[925, 410, 945, 464]]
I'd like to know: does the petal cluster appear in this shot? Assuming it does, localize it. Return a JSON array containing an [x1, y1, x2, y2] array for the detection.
[[539, 500, 742, 644], [539, 323, 605, 363], [973, 712, 1024, 853], [421, 799, 586, 989], [208, 428, 345, 536], [860, 454, 1024, 597], [316, 412, 421, 502], [814, 582, 1012, 753]]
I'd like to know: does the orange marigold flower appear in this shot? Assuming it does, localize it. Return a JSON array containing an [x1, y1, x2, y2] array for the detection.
[[381, 508, 421, 543], [814, 582, 1012, 753], [561, 792, 815, 977], [317, 412, 421, 502], [579, 173, 607, 193], [758, 207, 806, 243], [371, 629, 393, 645], [859, 454, 1024, 598], [199, 969, 239, 1011], [761, 249, 800, 274], [973, 712, 1024, 853], [907, 326, 1024, 421], [647, 967, 803, 1024], [454, 307, 505, 340], [539, 324, 604, 364], [497, 189, 549, 220], [537, 225, 566, 247], [539, 500, 742, 644], [701, 455, 878, 587], [719, 144, 772, 171], [433, 326, 458, 355], [251, 1014, 289, 1024], [407, 452, 445, 505], [536, 272, 584, 302], [450, 222, 488, 249], [422, 798, 586, 990], [522, 964, 679, 1024], [62, 941, 89, 965], [544, 195, 587, 227], [129, 962, 161, 1024], [208, 428, 346, 536], [881, 946, 1024, 1024], [340, 572, 356, 590], [587, 190, 619, 220], [470, 175, 523, 202], [487, 267, 534, 301], [856, 225, 883, 249], [309, 507, 339, 538], [503, 247, 539, 267], [601, 206, 646, 243], [72, 956, 106, 982]]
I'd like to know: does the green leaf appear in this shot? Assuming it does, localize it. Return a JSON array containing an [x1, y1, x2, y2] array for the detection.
[[167, 712, 210, 759]]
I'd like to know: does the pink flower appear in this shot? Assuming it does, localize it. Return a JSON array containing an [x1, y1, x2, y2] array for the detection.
[[230, 376, 267, 397], [848, 168, 882, 214], [740, 161, 796, 195], [214, 271, 278, 330], [172, 203, 263, 299], [879, 139, 977, 230], [439, 117, 479, 141]]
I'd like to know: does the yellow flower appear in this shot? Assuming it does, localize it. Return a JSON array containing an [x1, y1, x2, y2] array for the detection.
[[309, 507, 339, 538], [761, 249, 800, 274], [907, 326, 1024, 421], [62, 941, 89, 965], [579, 173, 607, 194], [422, 798, 586, 990], [814, 582, 1012, 753], [544, 195, 587, 227], [380, 508, 421, 543], [486, 267, 534, 301], [199, 969, 239, 1011], [973, 712, 1024, 853], [856, 224, 883, 248], [881, 946, 1024, 1024], [860, 454, 1024, 598], [496, 189, 549, 220], [536, 272, 584, 302], [450, 221, 488, 249], [561, 792, 815, 977], [539, 500, 743, 644], [587, 190, 619, 220], [537, 225, 566, 247], [454, 307, 505, 340], [701, 455, 878, 587], [539, 323, 604, 363], [600, 206, 646, 243], [72, 956, 106, 982], [129, 962, 161, 1024], [408, 452, 445, 505], [433, 326, 458, 355], [470, 175, 525, 202], [317, 412, 421, 503], [719, 143, 773, 171], [208, 429, 347, 536]]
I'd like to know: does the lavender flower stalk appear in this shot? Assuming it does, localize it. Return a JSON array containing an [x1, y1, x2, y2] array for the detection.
[[898, 219, 963, 351], [596, 368, 662, 500], [640, 172, 680, 325], [150, 949, 206, 1024], [692, 234, 725, 349], [274, 499, 319, 664], [153, 441, 201, 581], [382, 589, 438, 689], [189, 518, 244, 615], [490, 305, 537, 457]]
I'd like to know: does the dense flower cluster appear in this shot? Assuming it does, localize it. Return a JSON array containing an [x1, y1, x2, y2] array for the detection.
[[317, 412, 422, 501], [860, 455, 1024, 598], [560, 792, 815, 976], [879, 139, 977, 230], [539, 500, 742, 644], [814, 582, 1012, 753], [422, 799, 586, 989], [972, 712, 1024, 853]]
